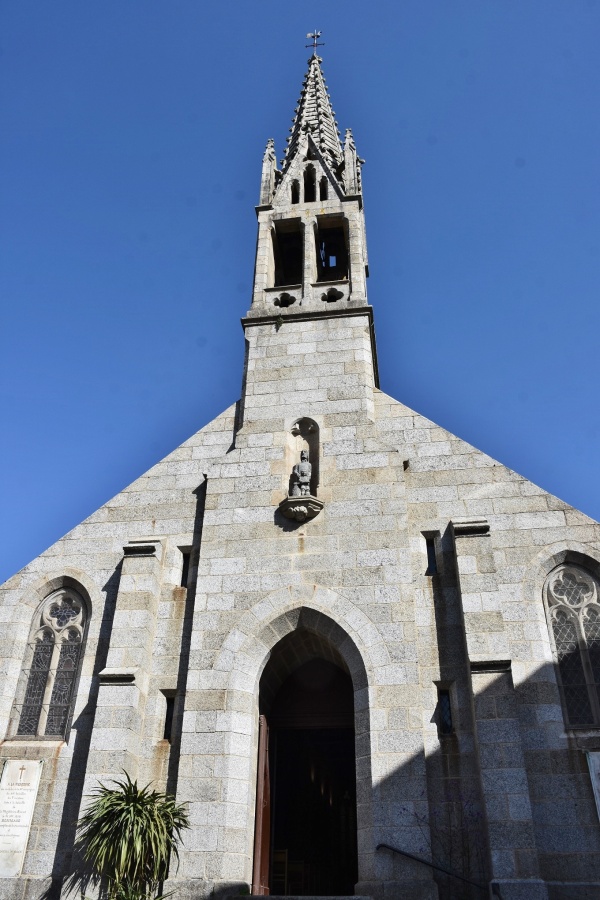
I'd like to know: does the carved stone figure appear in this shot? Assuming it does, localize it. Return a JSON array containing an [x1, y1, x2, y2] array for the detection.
[[291, 449, 312, 497]]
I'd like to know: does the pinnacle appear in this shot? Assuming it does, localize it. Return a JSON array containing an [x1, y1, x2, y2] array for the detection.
[[281, 55, 343, 175]]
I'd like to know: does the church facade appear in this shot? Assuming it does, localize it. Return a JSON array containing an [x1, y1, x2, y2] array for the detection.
[[1, 52, 600, 900]]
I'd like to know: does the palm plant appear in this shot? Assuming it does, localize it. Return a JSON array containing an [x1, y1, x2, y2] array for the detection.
[[76, 772, 190, 900]]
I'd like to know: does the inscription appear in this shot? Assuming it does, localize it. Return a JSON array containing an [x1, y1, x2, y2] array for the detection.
[[0, 759, 43, 878]]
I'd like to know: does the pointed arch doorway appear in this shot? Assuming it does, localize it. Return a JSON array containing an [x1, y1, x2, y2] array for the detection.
[[252, 629, 358, 896]]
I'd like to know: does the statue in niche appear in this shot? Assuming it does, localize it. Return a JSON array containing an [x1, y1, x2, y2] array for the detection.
[[291, 449, 312, 497]]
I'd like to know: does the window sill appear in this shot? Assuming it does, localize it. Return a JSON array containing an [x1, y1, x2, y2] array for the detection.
[[266, 284, 302, 292]]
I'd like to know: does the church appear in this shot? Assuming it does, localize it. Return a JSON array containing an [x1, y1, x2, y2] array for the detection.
[[1, 47, 600, 900]]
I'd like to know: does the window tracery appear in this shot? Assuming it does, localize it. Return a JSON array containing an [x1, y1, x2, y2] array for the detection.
[[16, 588, 86, 738], [545, 564, 600, 726]]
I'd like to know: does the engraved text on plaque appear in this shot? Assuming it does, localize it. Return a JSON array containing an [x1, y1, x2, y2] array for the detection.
[[0, 759, 43, 878]]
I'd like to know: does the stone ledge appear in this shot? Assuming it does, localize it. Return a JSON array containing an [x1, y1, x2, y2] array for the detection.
[[98, 667, 138, 684], [470, 659, 511, 673], [123, 539, 161, 557], [278, 496, 324, 523], [451, 516, 490, 536]]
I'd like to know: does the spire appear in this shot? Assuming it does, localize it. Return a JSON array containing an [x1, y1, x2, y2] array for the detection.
[[281, 55, 343, 177]]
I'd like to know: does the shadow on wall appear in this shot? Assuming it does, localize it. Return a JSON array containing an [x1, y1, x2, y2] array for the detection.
[[225, 656, 600, 900], [35, 482, 209, 900], [29, 514, 600, 900], [32, 635, 600, 900], [37, 563, 123, 900], [166, 479, 207, 799]]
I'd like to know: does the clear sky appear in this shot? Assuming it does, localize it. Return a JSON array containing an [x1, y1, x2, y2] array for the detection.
[[1, 1, 600, 584]]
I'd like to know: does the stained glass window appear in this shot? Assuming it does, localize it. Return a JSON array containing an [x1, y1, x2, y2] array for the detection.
[[546, 564, 600, 727], [16, 589, 86, 739]]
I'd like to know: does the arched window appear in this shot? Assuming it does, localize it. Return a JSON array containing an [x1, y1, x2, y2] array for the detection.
[[291, 180, 300, 205], [303, 165, 316, 202], [17, 588, 87, 738], [545, 564, 600, 726], [319, 176, 328, 201]]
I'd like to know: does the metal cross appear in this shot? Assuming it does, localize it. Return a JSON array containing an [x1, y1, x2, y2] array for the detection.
[[306, 30, 325, 53]]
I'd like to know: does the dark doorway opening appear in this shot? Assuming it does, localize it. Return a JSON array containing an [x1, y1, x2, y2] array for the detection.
[[271, 728, 357, 896], [253, 642, 358, 897]]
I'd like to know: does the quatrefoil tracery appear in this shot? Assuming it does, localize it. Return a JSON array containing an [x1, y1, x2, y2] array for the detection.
[[547, 565, 596, 610], [41, 591, 83, 635]]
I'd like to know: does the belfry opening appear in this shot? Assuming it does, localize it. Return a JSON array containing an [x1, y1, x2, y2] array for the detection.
[[252, 630, 358, 896]]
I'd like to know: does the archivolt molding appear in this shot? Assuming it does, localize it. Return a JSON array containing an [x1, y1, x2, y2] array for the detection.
[[214, 583, 383, 699], [196, 585, 378, 879], [1, 569, 97, 740], [1, 570, 96, 673], [10, 568, 97, 617], [523, 542, 600, 609], [513, 542, 600, 690]]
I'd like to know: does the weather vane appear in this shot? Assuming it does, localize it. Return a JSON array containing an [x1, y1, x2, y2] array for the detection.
[[306, 30, 325, 53]]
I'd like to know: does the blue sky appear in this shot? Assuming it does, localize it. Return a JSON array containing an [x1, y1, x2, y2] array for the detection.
[[1, 1, 600, 583]]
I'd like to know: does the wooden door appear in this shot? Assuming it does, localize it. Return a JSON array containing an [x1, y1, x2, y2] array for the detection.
[[252, 714, 271, 895]]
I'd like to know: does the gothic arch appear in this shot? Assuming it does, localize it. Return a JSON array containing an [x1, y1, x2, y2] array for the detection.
[[524, 541, 600, 606], [214, 583, 383, 694], [8, 574, 92, 740], [212, 583, 380, 886], [524, 543, 600, 728]]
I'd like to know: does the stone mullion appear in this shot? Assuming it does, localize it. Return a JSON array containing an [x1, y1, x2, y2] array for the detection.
[[37, 638, 60, 735], [303, 213, 317, 295]]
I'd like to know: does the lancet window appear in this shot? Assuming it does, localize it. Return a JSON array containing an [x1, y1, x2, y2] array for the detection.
[[545, 564, 600, 726], [16, 588, 87, 738], [304, 165, 316, 202]]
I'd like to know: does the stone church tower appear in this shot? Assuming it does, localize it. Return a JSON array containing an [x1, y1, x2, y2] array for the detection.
[[1, 51, 600, 900]]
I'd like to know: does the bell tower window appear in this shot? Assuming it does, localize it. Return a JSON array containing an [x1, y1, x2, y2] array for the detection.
[[272, 220, 303, 288], [291, 180, 300, 205], [319, 177, 328, 201], [303, 165, 316, 202], [316, 218, 348, 282]]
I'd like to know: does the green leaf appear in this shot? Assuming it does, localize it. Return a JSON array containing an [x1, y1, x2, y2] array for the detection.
[[75, 771, 190, 898]]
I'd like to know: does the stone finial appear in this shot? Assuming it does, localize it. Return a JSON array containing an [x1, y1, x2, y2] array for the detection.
[[343, 128, 362, 196], [259, 138, 277, 206]]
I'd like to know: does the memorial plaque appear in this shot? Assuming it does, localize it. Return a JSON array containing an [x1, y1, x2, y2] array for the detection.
[[0, 759, 43, 878]]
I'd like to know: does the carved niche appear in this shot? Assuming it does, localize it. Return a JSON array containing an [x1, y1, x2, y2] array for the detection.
[[279, 417, 324, 522]]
